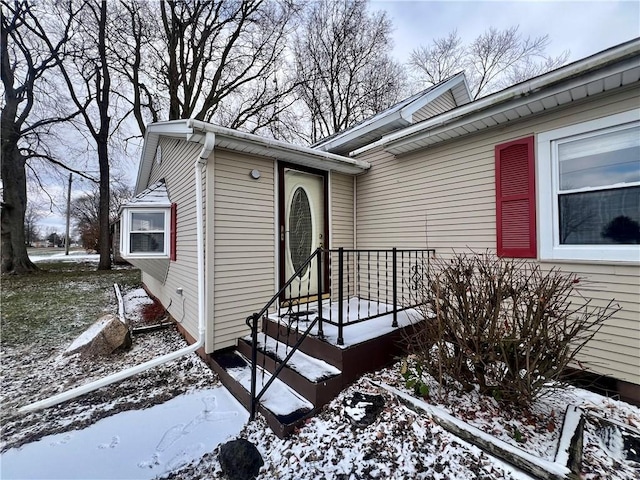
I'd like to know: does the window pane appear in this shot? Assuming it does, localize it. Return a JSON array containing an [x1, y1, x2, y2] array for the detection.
[[131, 212, 165, 231], [558, 126, 640, 191], [559, 186, 640, 244], [130, 233, 164, 253]]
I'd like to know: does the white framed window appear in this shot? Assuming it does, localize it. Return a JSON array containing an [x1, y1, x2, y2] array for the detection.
[[120, 208, 171, 258], [537, 110, 640, 262]]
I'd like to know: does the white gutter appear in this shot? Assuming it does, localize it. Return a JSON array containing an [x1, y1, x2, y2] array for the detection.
[[19, 133, 216, 414], [314, 74, 468, 153], [186, 119, 370, 172], [351, 38, 640, 157]]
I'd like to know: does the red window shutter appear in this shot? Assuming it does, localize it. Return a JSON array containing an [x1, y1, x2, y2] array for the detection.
[[495, 137, 536, 258], [170, 203, 177, 261]]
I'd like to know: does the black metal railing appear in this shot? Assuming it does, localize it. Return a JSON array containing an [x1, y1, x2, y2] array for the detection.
[[246, 247, 324, 421], [323, 248, 434, 344], [246, 247, 434, 421]]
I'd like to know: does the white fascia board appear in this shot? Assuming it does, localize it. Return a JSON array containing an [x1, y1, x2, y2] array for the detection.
[[135, 120, 195, 194], [314, 111, 407, 153], [315, 74, 467, 153], [399, 73, 467, 122], [186, 120, 370, 174], [135, 119, 369, 193], [350, 38, 640, 157], [384, 58, 639, 155], [123, 201, 172, 208]]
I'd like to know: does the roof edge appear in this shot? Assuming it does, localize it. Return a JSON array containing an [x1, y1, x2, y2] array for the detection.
[[135, 120, 370, 193], [314, 73, 470, 153], [351, 37, 640, 157]]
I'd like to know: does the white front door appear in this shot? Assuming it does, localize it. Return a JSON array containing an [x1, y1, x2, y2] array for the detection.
[[282, 168, 325, 299]]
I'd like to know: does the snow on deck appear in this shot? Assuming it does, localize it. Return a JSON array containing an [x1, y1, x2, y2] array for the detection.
[[226, 353, 313, 417], [270, 297, 423, 348], [249, 335, 341, 382], [0, 388, 247, 480]]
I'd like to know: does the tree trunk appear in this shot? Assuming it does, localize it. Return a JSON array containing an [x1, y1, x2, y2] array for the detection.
[[0, 93, 38, 274], [1, 143, 38, 274], [96, 0, 111, 271], [97, 139, 111, 270]]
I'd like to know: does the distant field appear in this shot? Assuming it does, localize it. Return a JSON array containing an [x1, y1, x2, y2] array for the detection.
[[1, 260, 141, 347]]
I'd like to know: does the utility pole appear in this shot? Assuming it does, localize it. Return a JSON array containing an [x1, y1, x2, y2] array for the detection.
[[65, 173, 72, 255]]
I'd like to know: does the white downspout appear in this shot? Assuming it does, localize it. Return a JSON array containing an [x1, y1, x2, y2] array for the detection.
[[19, 132, 216, 414], [353, 175, 357, 249]]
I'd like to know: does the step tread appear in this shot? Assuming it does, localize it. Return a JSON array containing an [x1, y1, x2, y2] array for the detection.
[[244, 334, 342, 382], [223, 351, 313, 418]]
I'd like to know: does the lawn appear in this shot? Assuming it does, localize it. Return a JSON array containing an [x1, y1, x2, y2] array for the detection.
[[1, 258, 218, 460], [1, 256, 140, 347]]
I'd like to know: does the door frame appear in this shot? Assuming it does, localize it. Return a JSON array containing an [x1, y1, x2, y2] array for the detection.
[[278, 161, 330, 297]]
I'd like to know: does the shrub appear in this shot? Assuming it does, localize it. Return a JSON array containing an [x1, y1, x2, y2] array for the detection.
[[406, 252, 619, 407]]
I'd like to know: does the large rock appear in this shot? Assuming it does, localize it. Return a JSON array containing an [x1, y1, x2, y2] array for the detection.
[[218, 438, 263, 480], [65, 314, 132, 357]]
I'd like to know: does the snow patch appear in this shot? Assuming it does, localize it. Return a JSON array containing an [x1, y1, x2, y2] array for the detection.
[[251, 335, 341, 381], [0, 388, 246, 480], [270, 297, 421, 348], [226, 353, 312, 416]]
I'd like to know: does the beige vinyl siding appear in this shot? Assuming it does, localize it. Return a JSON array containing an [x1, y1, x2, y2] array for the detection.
[[355, 86, 640, 384], [412, 90, 457, 122], [329, 173, 355, 301], [212, 150, 275, 350], [129, 257, 169, 283], [330, 173, 354, 249], [139, 138, 204, 343]]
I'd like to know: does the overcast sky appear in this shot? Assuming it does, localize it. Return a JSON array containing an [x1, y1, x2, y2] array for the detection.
[[38, 0, 639, 235], [378, 0, 639, 62]]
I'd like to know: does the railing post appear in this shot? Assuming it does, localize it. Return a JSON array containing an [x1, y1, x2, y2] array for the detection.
[[392, 247, 398, 328], [316, 249, 323, 338], [337, 247, 344, 345], [249, 313, 259, 420]]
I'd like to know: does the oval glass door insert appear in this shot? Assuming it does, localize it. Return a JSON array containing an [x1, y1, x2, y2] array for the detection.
[[289, 187, 313, 277]]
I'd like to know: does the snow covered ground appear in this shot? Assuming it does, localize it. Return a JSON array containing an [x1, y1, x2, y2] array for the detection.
[[2, 268, 639, 479], [1, 389, 247, 480], [166, 364, 640, 480], [30, 251, 101, 263]]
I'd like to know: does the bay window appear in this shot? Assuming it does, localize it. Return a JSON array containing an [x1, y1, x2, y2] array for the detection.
[[120, 207, 172, 258]]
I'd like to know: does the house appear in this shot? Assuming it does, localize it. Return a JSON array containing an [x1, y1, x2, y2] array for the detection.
[[121, 38, 640, 419]]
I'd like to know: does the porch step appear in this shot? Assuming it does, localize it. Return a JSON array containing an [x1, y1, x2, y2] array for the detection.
[[262, 317, 344, 370], [237, 336, 343, 407], [209, 313, 425, 438], [262, 315, 425, 386], [242, 334, 341, 382], [209, 350, 314, 437]]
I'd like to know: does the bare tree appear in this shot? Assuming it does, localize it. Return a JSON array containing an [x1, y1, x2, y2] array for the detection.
[[70, 183, 132, 252], [23, 203, 41, 246], [294, 0, 406, 143], [409, 31, 465, 87], [112, 0, 299, 140], [0, 0, 80, 274], [108, 0, 160, 137], [41, 0, 114, 270], [410, 26, 569, 100]]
